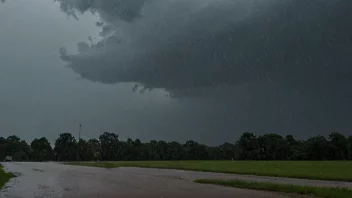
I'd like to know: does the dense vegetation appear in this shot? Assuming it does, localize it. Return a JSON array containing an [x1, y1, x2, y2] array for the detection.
[[0, 164, 14, 189], [0, 132, 351, 161]]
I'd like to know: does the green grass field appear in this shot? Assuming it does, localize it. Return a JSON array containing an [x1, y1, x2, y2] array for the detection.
[[195, 179, 352, 198], [0, 164, 14, 189], [66, 160, 352, 181]]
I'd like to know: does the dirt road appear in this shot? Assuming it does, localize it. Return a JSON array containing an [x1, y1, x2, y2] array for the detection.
[[0, 162, 349, 198]]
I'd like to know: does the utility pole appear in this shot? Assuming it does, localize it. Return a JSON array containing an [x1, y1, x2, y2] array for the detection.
[[77, 124, 82, 161], [79, 124, 82, 141]]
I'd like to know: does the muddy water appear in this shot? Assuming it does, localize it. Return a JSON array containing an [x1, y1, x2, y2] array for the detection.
[[0, 162, 346, 198]]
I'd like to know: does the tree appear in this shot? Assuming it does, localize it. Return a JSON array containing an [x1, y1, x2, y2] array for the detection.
[[0, 137, 7, 160], [168, 141, 184, 160], [147, 140, 160, 160], [2, 131, 351, 161], [238, 132, 259, 160], [217, 142, 235, 160], [118, 138, 144, 161], [257, 134, 288, 160], [88, 138, 101, 154], [77, 139, 89, 161], [116, 139, 134, 161], [183, 140, 198, 160], [84, 138, 101, 161], [31, 137, 53, 161], [18, 140, 31, 161], [99, 132, 119, 161], [304, 136, 329, 160], [6, 135, 21, 156], [328, 132, 348, 160], [54, 133, 78, 161], [5, 136, 31, 161], [285, 135, 301, 160], [348, 136, 352, 160]]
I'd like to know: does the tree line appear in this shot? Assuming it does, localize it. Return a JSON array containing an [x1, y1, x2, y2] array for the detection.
[[1, 132, 352, 161]]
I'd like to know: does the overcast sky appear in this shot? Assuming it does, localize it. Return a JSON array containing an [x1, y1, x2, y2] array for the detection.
[[0, 0, 351, 145]]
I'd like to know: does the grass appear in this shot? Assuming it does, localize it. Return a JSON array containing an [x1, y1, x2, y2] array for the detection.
[[66, 160, 352, 182], [194, 179, 352, 198], [0, 164, 15, 189]]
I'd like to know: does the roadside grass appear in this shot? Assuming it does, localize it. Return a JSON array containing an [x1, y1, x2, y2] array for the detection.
[[0, 164, 15, 189], [65, 160, 352, 182], [194, 179, 352, 198]]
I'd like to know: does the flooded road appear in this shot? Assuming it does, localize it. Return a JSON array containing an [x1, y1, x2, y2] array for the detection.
[[0, 162, 348, 198]]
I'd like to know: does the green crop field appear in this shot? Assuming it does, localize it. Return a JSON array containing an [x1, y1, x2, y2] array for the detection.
[[195, 179, 352, 198], [67, 160, 352, 181]]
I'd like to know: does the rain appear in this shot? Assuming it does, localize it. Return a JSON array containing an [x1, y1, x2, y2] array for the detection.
[[56, 0, 352, 139], [0, 0, 351, 143]]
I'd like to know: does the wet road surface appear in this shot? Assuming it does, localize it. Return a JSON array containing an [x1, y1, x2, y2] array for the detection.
[[0, 162, 350, 198]]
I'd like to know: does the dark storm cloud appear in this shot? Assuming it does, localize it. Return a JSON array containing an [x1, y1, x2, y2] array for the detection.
[[58, 0, 352, 96], [56, 0, 352, 139], [55, 0, 146, 22]]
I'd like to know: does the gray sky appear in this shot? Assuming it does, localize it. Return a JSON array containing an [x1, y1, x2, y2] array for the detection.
[[1, 0, 351, 145]]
